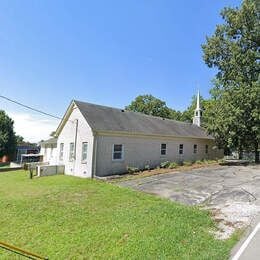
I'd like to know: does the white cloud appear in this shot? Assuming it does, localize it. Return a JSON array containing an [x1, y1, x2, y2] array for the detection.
[[8, 112, 59, 143]]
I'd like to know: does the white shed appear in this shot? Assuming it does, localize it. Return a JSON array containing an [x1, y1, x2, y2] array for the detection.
[[39, 138, 58, 165]]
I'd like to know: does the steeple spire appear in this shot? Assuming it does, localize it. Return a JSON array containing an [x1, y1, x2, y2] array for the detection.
[[196, 90, 200, 110], [193, 90, 202, 127]]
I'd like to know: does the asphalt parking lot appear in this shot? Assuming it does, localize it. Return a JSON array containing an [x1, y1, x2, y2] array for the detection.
[[119, 165, 260, 239]]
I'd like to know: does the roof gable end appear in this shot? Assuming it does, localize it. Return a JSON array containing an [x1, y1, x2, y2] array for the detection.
[[55, 100, 92, 137]]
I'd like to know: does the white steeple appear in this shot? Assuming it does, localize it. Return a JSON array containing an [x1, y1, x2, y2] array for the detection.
[[196, 90, 200, 110], [193, 90, 202, 127]]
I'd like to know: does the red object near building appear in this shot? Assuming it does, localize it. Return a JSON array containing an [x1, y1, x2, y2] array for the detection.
[[0, 155, 9, 163]]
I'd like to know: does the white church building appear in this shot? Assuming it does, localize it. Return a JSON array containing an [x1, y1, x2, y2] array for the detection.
[[41, 93, 223, 178]]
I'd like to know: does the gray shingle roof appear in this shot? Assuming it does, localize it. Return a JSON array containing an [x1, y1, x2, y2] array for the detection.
[[74, 100, 213, 139], [39, 137, 57, 145]]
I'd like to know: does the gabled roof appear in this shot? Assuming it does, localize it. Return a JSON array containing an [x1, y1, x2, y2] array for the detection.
[[73, 100, 213, 140], [39, 137, 57, 145]]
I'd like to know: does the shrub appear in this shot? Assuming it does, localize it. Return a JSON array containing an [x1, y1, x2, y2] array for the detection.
[[178, 161, 184, 166], [160, 161, 170, 168], [183, 161, 192, 166], [207, 160, 217, 164], [169, 162, 178, 169], [144, 165, 151, 171], [195, 160, 203, 164], [127, 166, 139, 174], [218, 159, 224, 163]]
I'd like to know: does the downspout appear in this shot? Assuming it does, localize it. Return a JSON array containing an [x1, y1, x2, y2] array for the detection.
[[74, 119, 79, 158], [91, 132, 98, 178], [73, 119, 78, 175]]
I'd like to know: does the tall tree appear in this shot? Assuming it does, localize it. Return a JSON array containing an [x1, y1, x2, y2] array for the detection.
[[125, 94, 181, 119], [126, 94, 207, 122], [169, 109, 183, 121], [16, 135, 24, 145], [0, 110, 17, 159], [202, 0, 260, 162], [181, 94, 205, 123]]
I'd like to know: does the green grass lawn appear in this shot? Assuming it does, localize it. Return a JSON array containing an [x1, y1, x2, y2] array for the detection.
[[0, 170, 239, 259], [0, 164, 9, 169]]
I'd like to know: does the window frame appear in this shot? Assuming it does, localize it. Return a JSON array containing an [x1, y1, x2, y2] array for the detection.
[[112, 144, 124, 161], [179, 144, 184, 155], [205, 144, 209, 154], [81, 142, 88, 163], [193, 144, 197, 154], [59, 143, 64, 161], [160, 143, 167, 156], [69, 142, 75, 162]]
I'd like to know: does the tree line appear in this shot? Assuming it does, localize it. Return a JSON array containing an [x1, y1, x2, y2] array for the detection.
[[125, 94, 203, 123], [0, 110, 17, 160], [0, 110, 35, 160]]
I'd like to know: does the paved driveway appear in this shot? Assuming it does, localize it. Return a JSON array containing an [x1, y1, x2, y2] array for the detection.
[[119, 165, 260, 239]]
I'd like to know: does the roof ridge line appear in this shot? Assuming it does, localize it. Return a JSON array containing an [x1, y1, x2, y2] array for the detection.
[[74, 100, 193, 126]]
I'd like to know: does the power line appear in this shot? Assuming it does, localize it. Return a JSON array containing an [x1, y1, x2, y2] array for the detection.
[[0, 95, 62, 120]]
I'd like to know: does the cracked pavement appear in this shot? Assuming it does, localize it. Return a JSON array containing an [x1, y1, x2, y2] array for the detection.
[[119, 165, 260, 239]]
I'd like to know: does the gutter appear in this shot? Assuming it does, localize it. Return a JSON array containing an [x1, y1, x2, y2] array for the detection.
[[96, 130, 214, 141], [74, 119, 79, 159], [91, 132, 98, 178]]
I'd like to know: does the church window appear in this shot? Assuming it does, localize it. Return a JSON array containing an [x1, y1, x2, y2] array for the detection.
[[193, 144, 197, 154], [179, 144, 184, 154]]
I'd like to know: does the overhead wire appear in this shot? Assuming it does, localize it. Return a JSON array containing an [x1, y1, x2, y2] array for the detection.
[[0, 95, 62, 120]]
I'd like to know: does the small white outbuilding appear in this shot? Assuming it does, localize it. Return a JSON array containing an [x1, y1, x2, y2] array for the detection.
[[39, 138, 58, 165]]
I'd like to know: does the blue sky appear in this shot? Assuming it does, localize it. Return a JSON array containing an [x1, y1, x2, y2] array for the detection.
[[0, 0, 241, 141]]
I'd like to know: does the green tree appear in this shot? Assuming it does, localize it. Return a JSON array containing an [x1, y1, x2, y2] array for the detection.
[[16, 135, 24, 145], [125, 94, 181, 120], [125, 94, 208, 123], [181, 95, 205, 123], [169, 109, 183, 121], [0, 110, 17, 159], [202, 0, 260, 162]]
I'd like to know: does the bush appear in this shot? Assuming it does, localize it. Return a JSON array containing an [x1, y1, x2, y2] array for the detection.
[[195, 160, 203, 164], [183, 161, 192, 166], [207, 160, 217, 164], [178, 161, 184, 166], [144, 165, 151, 171], [127, 166, 139, 174], [169, 162, 178, 169], [160, 161, 170, 168]]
